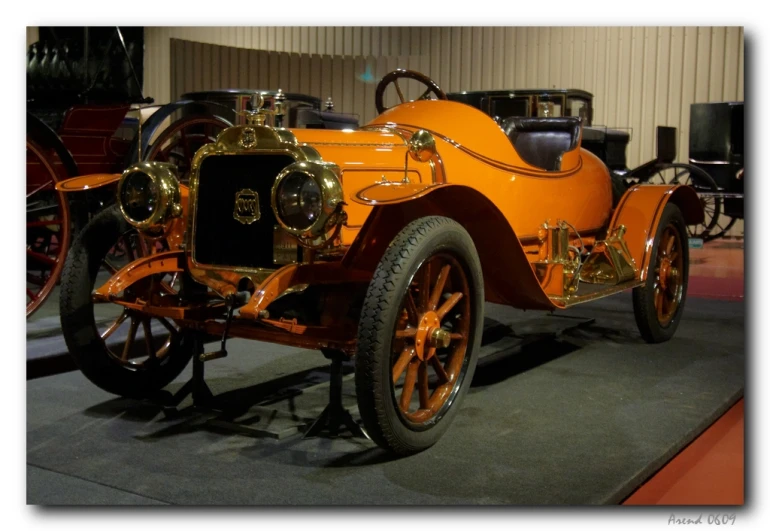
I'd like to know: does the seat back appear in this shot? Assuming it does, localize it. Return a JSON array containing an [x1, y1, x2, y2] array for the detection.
[[501, 117, 582, 171]]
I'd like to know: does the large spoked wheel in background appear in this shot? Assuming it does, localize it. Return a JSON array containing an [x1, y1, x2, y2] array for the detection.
[[375, 69, 448, 114], [26, 138, 71, 318], [632, 163, 725, 241], [355, 216, 483, 455], [145, 115, 229, 183], [60, 205, 194, 398], [632, 203, 689, 344]]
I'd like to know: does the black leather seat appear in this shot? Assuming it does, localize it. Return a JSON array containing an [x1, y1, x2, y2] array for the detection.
[[500, 116, 582, 171]]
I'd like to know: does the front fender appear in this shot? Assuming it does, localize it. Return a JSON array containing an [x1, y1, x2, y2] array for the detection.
[[351, 181, 452, 205], [609, 184, 704, 281], [55, 173, 121, 192], [342, 184, 558, 311]]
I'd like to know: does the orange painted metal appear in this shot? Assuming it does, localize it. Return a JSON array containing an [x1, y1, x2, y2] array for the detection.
[[56, 173, 121, 191], [93, 250, 184, 301], [607, 184, 703, 281]]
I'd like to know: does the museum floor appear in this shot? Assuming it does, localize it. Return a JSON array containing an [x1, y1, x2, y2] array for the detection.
[[26, 239, 745, 505]]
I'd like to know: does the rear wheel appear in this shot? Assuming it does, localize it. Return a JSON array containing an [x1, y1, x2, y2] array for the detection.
[[632, 203, 689, 343], [355, 216, 483, 455], [60, 205, 194, 398]]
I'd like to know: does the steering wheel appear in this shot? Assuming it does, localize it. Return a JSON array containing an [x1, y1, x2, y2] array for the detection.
[[375, 69, 447, 114]]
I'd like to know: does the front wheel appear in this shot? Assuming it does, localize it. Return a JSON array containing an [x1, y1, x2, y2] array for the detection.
[[60, 205, 195, 398], [355, 216, 484, 455], [632, 203, 690, 343]]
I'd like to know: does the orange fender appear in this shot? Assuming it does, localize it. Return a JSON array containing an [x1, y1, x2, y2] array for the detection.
[[55, 173, 121, 192], [608, 184, 704, 281], [342, 184, 558, 311]]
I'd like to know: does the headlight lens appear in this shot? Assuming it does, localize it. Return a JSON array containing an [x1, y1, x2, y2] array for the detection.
[[119, 171, 157, 223], [117, 161, 182, 234], [272, 161, 344, 243], [276, 171, 322, 230]]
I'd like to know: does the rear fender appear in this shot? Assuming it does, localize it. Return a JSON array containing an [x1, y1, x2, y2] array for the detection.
[[609, 184, 704, 281], [342, 184, 557, 311]]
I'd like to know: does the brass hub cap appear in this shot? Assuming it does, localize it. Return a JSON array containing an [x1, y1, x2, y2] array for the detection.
[[653, 225, 684, 326], [391, 253, 471, 425]]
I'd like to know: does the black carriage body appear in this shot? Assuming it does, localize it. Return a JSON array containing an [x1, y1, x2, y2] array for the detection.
[[448, 88, 594, 124], [689, 102, 744, 218], [181, 89, 360, 130]]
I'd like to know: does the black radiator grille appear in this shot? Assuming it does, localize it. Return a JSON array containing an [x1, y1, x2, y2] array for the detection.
[[193, 154, 295, 269]]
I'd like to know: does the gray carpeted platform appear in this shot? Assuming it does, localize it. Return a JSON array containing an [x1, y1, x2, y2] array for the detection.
[[26, 293, 744, 505]]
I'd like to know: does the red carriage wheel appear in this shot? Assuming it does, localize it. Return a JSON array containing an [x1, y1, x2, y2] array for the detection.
[[144, 115, 229, 182], [26, 137, 71, 318]]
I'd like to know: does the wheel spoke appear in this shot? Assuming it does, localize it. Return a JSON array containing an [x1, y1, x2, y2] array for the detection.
[[437, 292, 463, 320], [392, 346, 416, 384], [405, 291, 419, 326], [122, 318, 139, 361], [27, 218, 63, 228], [142, 319, 155, 357], [430, 355, 450, 384], [395, 327, 417, 339], [665, 232, 675, 256], [27, 248, 56, 267], [419, 260, 432, 312], [101, 311, 129, 340], [418, 362, 430, 409], [399, 359, 419, 411], [429, 264, 451, 312], [26, 288, 37, 301], [157, 316, 179, 336], [418, 87, 433, 101]]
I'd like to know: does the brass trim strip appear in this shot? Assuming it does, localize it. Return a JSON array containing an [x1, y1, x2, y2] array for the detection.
[[553, 279, 643, 308], [389, 123, 583, 178]]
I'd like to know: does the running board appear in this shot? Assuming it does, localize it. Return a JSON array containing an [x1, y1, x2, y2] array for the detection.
[[551, 279, 643, 308]]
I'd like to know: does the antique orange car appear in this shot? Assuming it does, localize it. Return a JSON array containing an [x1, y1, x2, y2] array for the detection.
[[57, 70, 703, 455]]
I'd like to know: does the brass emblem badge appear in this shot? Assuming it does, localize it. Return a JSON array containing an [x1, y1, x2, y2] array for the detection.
[[233, 189, 261, 225], [239, 127, 258, 149]]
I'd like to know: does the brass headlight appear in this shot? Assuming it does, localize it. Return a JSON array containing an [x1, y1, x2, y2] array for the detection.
[[272, 161, 344, 243], [117, 161, 182, 235]]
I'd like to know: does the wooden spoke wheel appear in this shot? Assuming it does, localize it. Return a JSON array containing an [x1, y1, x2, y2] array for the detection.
[[26, 138, 71, 318], [633, 203, 690, 343], [145, 115, 229, 183], [96, 230, 181, 370], [355, 216, 483, 455], [651, 226, 685, 326], [641, 163, 723, 241], [391, 253, 471, 425], [60, 205, 194, 398]]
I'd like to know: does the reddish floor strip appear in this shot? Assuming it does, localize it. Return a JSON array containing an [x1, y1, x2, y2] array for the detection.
[[687, 240, 744, 301], [623, 399, 744, 505]]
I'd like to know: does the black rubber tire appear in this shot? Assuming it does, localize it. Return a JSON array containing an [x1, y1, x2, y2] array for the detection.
[[632, 203, 690, 343], [354, 216, 484, 455], [59, 205, 195, 398]]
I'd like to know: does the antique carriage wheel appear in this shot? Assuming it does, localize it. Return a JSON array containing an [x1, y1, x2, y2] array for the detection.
[[632, 203, 689, 343], [355, 216, 483, 455], [145, 115, 229, 183], [60, 205, 194, 398], [639, 163, 725, 241], [26, 138, 71, 318]]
